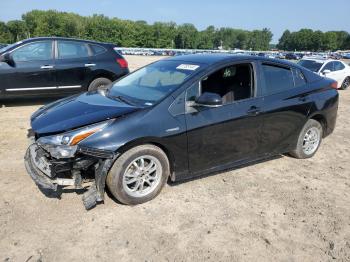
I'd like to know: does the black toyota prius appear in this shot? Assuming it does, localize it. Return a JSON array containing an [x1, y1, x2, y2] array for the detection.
[[24, 54, 339, 209]]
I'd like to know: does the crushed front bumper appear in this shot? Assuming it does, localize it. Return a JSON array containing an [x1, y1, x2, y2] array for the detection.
[[24, 143, 118, 210], [24, 144, 58, 191]]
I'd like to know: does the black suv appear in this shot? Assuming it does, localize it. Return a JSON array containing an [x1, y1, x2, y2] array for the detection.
[[0, 37, 129, 98]]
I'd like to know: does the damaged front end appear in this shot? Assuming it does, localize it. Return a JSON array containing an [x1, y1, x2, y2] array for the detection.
[[24, 120, 118, 210]]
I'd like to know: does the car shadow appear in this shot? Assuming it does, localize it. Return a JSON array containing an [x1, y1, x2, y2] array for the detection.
[[0, 96, 65, 107], [168, 154, 284, 187]]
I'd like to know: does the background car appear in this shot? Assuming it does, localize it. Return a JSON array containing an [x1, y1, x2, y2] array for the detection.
[[0, 37, 129, 98], [342, 53, 350, 59], [298, 58, 350, 89], [285, 53, 299, 60]]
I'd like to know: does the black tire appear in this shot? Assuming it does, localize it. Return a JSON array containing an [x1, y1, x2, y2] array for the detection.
[[289, 119, 323, 159], [88, 77, 112, 91], [106, 144, 170, 205], [340, 77, 350, 90]]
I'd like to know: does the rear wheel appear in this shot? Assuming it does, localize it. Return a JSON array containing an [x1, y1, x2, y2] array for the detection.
[[340, 77, 350, 90], [106, 145, 170, 205], [289, 119, 323, 159], [88, 77, 112, 91]]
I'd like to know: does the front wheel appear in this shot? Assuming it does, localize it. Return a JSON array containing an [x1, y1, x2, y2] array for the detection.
[[289, 119, 323, 159], [340, 77, 350, 90], [106, 145, 170, 205]]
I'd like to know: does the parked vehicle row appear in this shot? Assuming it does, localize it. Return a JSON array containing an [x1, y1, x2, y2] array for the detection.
[[24, 54, 339, 209], [0, 37, 129, 98], [0, 43, 8, 50]]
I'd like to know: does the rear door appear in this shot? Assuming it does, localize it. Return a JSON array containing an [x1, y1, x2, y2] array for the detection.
[[2, 40, 56, 95], [258, 63, 312, 155], [55, 40, 94, 93]]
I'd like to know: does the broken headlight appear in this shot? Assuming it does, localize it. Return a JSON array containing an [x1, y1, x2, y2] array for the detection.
[[37, 120, 112, 159]]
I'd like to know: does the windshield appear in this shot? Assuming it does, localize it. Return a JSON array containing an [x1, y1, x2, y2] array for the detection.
[[107, 60, 201, 106], [298, 60, 323, 72]]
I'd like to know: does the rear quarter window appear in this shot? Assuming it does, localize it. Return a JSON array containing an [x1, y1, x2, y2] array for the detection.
[[261, 64, 294, 96], [293, 68, 307, 87], [90, 44, 106, 55]]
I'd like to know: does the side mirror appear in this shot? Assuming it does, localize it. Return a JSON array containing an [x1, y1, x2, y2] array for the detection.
[[0, 53, 13, 64], [194, 92, 223, 108], [322, 69, 331, 75]]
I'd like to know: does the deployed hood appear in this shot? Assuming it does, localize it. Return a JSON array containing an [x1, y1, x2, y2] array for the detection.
[[31, 91, 141, 135]]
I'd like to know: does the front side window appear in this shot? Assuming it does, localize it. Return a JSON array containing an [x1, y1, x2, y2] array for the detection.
[[58, 41, 89, 59], [108, 60, 200, 106], [261, 64, 294, 96], [334, 62, 345, 71], [322, 62, 334, 72], [188, 64, 253, 105], [12, 41, 53, 62]]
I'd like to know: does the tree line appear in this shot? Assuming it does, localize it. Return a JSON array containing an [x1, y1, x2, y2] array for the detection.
[[277, 29, 350, 51], [0, 10, 272, 50], [0, 10, 349, 51]]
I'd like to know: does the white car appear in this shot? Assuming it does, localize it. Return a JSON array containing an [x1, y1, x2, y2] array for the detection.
[[298, 58, 350, 90]]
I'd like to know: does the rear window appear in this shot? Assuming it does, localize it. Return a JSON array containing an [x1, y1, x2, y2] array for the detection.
[[262, 64, 294, 96], [298, 60, 323, 72]]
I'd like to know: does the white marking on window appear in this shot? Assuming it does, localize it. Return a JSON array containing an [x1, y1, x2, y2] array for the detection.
[[176, 64, 200, 71]]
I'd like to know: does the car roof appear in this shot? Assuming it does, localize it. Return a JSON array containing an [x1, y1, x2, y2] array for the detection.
[[165, 53, 297, 67], [20, 37, 113, 46]]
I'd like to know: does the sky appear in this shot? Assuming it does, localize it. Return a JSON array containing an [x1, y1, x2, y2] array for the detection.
[[1, 0, 350, 43]]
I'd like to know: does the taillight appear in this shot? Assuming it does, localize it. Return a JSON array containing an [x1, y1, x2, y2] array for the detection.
[[331, 81, 338, 89], [116, 58, 128, 69]]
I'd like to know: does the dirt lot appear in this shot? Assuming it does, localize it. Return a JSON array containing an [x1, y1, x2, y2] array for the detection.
[[0, 55, 349, 262]]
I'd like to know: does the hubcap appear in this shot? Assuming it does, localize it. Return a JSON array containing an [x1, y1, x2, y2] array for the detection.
[[302, 127, 321, 155], [342, 78, 350, 89], [122, 156, 162, 197]]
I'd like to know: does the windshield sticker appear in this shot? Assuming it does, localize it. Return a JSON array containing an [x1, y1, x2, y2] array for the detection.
[[176, 64, 200, 71]]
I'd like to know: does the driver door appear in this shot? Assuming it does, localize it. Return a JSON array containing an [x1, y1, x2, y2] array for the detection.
[[3, 40, 56, 96], [185, 63, 263, 174]]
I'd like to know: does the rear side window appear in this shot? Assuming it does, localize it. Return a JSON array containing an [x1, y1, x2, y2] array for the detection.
[[334, 61, 345, 71], [57, 41, 89, 59], [261, 64, 294, 96], [293, 68, 307, 88], [90, 44, 106, 55]]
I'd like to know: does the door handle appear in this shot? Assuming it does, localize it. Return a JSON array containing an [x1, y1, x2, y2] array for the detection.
[[85, 63, 96, 67], [247, 106, 260, 116], [40, 65, 54, 69]]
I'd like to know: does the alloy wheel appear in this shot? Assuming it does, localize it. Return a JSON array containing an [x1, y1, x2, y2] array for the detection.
[[302, 127, 321, 155], [122, 155, 162, 197]]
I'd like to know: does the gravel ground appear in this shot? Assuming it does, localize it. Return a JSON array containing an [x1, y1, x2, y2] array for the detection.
[[0, 55, 349, 262]]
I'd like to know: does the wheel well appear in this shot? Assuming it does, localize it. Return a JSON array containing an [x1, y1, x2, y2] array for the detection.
[[310, 114, 327, 137]]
